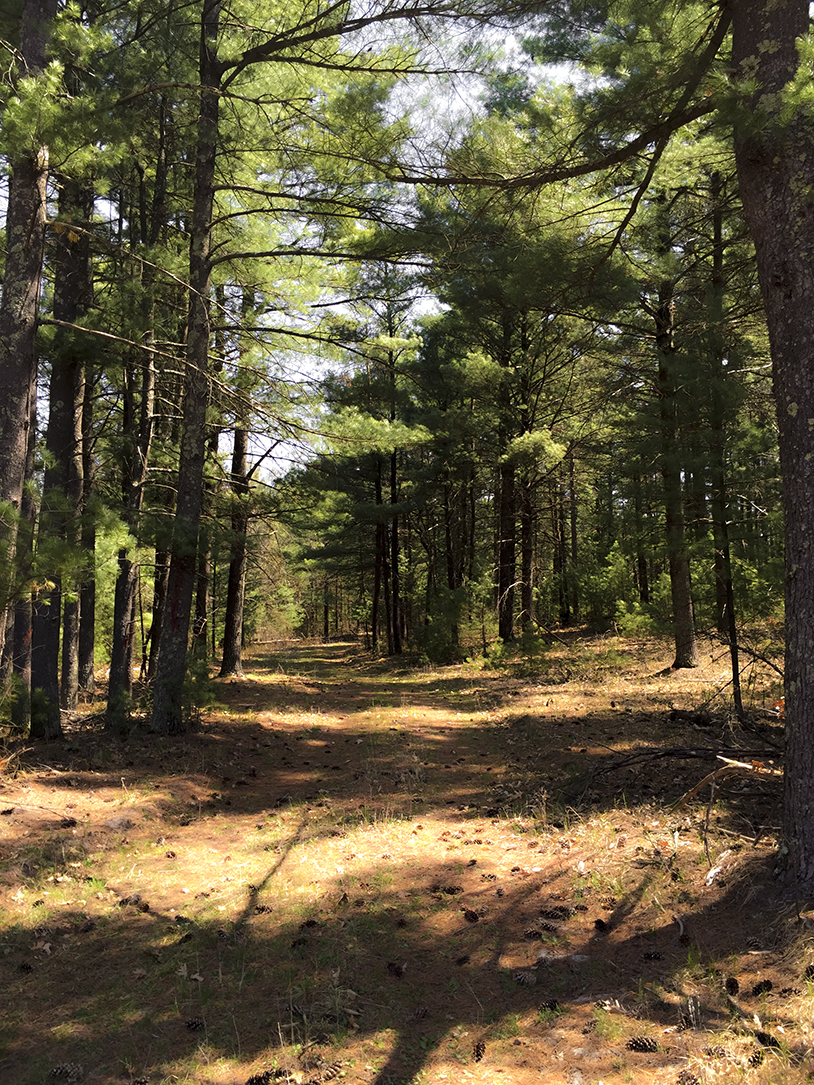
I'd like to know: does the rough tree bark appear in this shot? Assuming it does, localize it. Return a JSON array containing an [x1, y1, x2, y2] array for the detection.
[[10, 392, 38, 731], [151, 0, 221, 733], [730, 0, 814, 890], [0, 0, 57, 663]]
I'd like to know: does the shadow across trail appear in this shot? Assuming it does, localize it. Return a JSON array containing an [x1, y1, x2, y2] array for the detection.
[[0, 637, 793, 1085]]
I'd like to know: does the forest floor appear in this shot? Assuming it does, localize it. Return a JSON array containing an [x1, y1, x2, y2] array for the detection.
[[0, 631, 809, 1085]]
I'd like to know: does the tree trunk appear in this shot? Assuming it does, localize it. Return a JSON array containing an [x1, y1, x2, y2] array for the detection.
[[390, 450, 402, 654], [78, 363, 96, 694], [107, 553, 139, 728], [191, 527, 212, 660], [151, 0, 221, 733], [219, 423, 249, 677], [0, 0, 57, 659], [106, 340, 155, 731], [57, 180, 93, 712], [568, 454, 579, 618], [192, 427, 219, 661], [443, 483, 460, 648], [633, 472, 650, 605], [147, 542, 169, 680], [519, 481, 534, 630], [371, 526, 382, 653], [731, 0, 814, 888], [655, 277, 699, 669], [557, 482, 570, 626], [497, 462, 516, 642], [29, 588, 61, 738], [10, 392, 38, 731], [707, 172, 743, 717], [30, 176, 91, 738], [372, 464, 391, 653]]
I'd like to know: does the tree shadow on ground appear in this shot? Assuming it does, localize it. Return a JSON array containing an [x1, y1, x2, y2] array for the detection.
[[0, 840, 805, 1084], [0, 639, 795, 1084]]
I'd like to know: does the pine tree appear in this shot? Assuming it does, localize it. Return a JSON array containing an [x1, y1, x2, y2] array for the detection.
[[0, 0, 58, 670]]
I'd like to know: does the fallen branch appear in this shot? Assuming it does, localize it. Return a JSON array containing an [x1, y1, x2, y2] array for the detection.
[[591, 744, 777, 778], [0, 746, 33, 776], [672, 755, 782, 812]]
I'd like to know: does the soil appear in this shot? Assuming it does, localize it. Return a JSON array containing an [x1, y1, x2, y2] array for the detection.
[[0, 633, 808, 1085]]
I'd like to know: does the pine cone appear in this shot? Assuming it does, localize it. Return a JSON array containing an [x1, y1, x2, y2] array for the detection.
[[754, 1029, 780, 1048], [677, 1072, 700, 1085], [49, 1066, 84, 1083], [473, 1040, 486, 1062], [541, 905, 573, 920], [626, 1036, 658, 1052], [704, 1046, 726, 1058]]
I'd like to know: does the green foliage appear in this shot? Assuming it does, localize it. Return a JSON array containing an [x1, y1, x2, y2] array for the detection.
[[0, 0, 785, 721], [413, 587, 467, 663], [614, 600, 658, 637], [181, 655, 216, 728], [0, 61, 65, 155], [92, 518, 138, 668]]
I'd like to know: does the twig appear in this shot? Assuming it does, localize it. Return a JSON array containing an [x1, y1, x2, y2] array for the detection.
[[714, 824, 780, 846], [0, 746, 32, 774]]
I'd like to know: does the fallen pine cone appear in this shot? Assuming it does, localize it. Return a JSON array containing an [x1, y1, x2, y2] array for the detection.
[[627, 1036, 658, 1052]]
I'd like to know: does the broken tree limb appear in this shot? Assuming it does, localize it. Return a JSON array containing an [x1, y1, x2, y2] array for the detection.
[[672, 755, 783, 812]]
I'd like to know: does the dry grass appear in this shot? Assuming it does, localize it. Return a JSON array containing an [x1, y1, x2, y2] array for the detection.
[[0, 631, 807, 1085]]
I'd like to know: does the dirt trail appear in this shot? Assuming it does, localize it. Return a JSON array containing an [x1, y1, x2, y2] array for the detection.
[[0, 637, 805, 1085]]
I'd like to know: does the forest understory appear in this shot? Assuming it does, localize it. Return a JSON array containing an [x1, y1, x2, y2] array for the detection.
[[1, 632, 809, 1085]]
